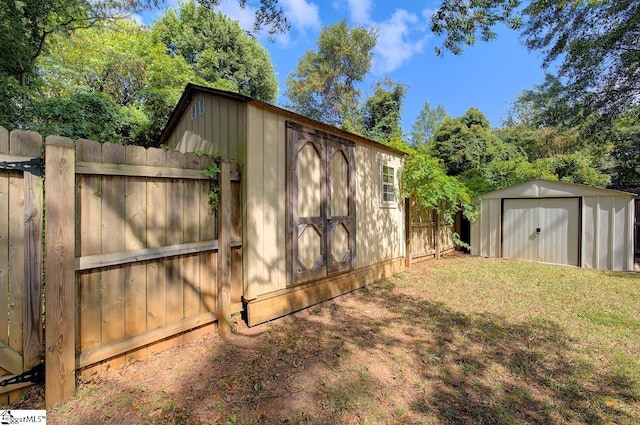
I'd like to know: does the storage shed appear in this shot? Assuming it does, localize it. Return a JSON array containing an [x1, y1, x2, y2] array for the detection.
[[470, 179, 636, 271], [159, 84, 406, 325]]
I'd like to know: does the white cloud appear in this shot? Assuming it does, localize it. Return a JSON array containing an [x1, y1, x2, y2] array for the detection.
[[215, 0, 320, 47], [215, 0, 257, 32], [372, 9, 429, 74], [280, 0, 322, 32], [347, 0, 372, 24], [422, 7, 437, 21]]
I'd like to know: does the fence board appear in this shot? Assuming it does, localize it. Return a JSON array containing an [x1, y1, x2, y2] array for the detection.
[[76, 239, 231, 270], [124, 146, 148, 362], [0, 129, 9, 347], [100, 143, 126, 369], [7, 171, 24, 353], [183, 153, 202, 319], [8, 130, 43, 354], [199, 156, 217, 313], [146, 148, 167, 337], [44, 135, 76, 408], [166, 151, 184, 325], [76, 140, 103, 358], [0, 127, 7, 153], [218, 161, 232, 338], [22, 172, 43, 371]]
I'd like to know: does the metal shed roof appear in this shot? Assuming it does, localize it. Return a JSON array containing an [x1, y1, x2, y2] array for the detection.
[[480, 179, 635, 200]]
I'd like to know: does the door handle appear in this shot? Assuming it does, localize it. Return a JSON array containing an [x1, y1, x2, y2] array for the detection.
[[536, 228, 541, 234]]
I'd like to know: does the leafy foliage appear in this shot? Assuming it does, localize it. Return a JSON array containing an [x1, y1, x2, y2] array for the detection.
[[609, 107, 640, 189], [30, 19, 195, 144], [153, 0, 278, 103], [361, 78, 406, 143], [29, 92, 129, 143], [402, 149, 475, 225], [431, 108, 512, 177], [284, 21, 377, 130], [410, 100, 448, 149]]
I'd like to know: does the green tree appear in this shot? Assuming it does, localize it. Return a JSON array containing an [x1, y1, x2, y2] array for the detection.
[[431, 108, 512, 177], [410, 100, 448, 149], [0, 0, 113, 127], [29, 92, 127, 143], [34, 19, 195, 145], [0, 0, 286, 129], [153, 1, 278, 102], [402, 149, 475, 253], [284, 20, 377, 130], [505, 74, 575, 129], [431, 0, 640, 121], [610, 107, 640, 189], [361, 79, 406, 143]]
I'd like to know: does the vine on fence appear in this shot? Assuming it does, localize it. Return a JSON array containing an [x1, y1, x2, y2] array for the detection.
[[204, 160, 221, 210]]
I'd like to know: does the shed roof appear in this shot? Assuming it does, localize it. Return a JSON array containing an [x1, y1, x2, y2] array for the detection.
[[158, 83, 405, 156], [480, 179, 635, 200]]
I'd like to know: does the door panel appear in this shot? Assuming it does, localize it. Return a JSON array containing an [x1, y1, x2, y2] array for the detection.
[[502, 199, 539, 261], [326, 138, 355, 275], [538, 198, 579, 266], [502, 198, 580, 266]]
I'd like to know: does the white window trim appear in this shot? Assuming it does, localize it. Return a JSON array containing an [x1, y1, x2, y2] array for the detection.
[[191, 97, 205, 120], [380, 164, 397, 208]]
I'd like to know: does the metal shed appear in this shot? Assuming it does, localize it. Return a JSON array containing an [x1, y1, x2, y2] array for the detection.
[[470, 179, 636, 271]]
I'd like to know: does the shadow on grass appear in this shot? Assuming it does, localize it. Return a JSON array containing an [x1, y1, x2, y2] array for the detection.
[[367, 278, 639, 424], [47, 274, 639, 424]]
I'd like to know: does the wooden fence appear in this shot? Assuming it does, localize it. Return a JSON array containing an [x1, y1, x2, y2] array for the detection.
[[0, 127, 243, 407], [404, 198, 457, 265]]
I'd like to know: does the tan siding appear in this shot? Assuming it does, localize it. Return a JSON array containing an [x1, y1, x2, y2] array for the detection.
[[167, 95, 246, 161], [245, 105, 264, 299], [276, 113, 287, 292], [244, 105, 288, 299], [168, 93, 406, 299], [355, 144, 404, 267], [263, 108, 284, 292]]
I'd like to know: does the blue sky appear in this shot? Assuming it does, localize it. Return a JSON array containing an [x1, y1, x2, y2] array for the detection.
[[141, 0, 551, 134]]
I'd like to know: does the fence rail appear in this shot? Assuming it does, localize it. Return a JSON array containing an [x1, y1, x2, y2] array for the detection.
[[0, 127, 243, 408]]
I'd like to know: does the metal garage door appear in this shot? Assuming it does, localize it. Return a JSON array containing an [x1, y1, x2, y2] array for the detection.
[[502, 198, 580, 266]]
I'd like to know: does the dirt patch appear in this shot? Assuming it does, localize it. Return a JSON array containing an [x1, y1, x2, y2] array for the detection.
[[10, 255, 640, 424]]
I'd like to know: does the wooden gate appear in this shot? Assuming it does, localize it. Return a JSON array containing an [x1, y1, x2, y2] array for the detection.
[[0, 129, 44, 404], [0, 127, 243, 407]]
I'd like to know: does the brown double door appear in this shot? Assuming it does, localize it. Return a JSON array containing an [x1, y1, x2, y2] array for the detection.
[[286, 122, 356, 286]]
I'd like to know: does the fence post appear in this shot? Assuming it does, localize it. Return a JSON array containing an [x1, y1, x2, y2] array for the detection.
[[434, 210, 441, 260], [44, 136, 76, 408], [217, 160, 232, 338], [405, 197, 411, 268]]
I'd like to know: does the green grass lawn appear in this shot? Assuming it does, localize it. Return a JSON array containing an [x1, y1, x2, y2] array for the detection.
[[47, 256, 640, 425], [390, 256, 640, 424]]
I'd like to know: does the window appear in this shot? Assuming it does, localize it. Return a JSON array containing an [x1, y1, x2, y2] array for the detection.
[[381, 165, 396, 206], [191, 97, 205, 119]]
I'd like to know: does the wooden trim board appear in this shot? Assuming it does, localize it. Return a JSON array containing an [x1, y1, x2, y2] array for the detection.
[[76, 161, 241, 181], [77, 302, 243, 368], [245, 258, 405, 326], [76, 239, 242, 271]]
